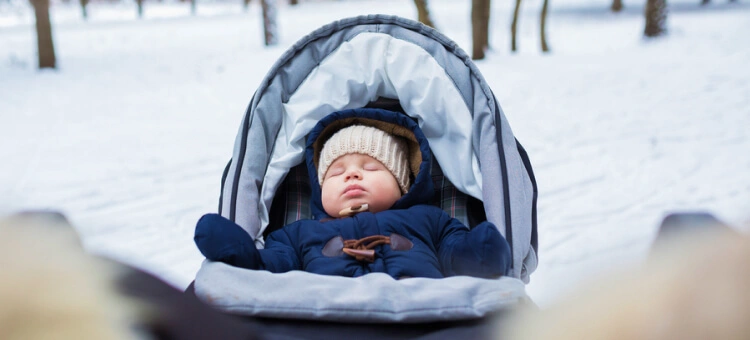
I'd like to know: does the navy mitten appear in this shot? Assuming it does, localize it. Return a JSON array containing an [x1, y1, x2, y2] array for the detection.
[[194, 213, 264, 270], [450, 222, 511, 278]]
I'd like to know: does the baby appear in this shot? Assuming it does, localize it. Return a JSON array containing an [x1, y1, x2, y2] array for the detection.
[[195, 109, 511, 279]]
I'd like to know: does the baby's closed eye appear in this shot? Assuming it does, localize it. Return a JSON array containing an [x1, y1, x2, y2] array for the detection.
[[326, 166, 345, 178], [363, 162, 384, 171]]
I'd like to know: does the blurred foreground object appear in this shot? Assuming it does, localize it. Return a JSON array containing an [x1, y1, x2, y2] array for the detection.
[[0, 211, 260, 340], [504, 212, 750, 340], [0, 212, 139, 340]]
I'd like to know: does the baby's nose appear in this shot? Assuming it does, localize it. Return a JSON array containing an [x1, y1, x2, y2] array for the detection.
[[345, 169, 362, 180]]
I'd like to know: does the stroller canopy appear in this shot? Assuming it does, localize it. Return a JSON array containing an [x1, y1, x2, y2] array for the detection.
[[220, 15, 537, 281], [200, 15, 538, 322]]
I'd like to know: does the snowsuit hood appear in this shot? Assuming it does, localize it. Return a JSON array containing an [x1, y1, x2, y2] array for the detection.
[[305, 108, 434, 220]]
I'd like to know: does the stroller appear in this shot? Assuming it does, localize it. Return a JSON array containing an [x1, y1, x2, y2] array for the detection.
[[189, 14, 539, 339]]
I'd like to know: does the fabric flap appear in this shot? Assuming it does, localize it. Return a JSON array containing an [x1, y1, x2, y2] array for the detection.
[[194, 260, 528, 323]]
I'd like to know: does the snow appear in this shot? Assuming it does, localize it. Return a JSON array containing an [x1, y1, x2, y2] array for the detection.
[[1, 0, 749, 308]]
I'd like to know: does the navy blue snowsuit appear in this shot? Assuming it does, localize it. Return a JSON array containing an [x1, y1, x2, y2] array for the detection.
[[195, 108, 511, 279]]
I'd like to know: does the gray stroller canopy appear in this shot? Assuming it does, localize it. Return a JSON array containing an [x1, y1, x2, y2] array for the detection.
[[199, 15, 538, 322], [220, 15, 537, 281]]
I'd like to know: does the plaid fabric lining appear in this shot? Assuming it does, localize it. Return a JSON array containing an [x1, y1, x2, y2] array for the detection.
[[267, 158, 476, 230], [429, 160, 470, 227], [284, 165, 311, 224]]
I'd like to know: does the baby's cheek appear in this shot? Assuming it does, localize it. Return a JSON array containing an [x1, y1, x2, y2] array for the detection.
[[320, 184, 339, 215]]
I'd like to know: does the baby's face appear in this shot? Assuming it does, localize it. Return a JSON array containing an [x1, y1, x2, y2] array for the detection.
[[320, 153, 402, 217]]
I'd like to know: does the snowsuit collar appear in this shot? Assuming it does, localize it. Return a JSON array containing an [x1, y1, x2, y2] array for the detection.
[[305, 108, 434, 220]]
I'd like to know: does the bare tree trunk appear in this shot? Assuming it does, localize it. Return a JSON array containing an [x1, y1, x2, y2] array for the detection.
[[289, 0, 298, 5], [80, 0, 89, 19], [540, 0, 550, 52], [261, 0, 278, 46], [243, 0, 251, 11], [413, 0, 435, 28], [480, 0, 491, 50], [471, 0, 490, 60], [644, 0, 667, 37], [511, 0, 522, 52], [611, 0, 623, 12], [136, 0, 144, 18], [30, 0, 56, 69], [191, 0, 196, 15]]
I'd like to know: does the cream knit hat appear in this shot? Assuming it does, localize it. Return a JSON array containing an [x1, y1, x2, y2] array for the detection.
[[318, 125, 411, 193]]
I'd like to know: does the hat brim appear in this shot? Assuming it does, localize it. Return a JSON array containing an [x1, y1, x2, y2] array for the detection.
[[312, 117, 422, 186]]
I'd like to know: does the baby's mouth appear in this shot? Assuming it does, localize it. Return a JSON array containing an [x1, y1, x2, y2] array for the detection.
[[343, 184, 365, 196]]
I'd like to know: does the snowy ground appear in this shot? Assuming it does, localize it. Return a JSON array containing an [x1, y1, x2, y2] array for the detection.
[[2, 0, 749, 308]]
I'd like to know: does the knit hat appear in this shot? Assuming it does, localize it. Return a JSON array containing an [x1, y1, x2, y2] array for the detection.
[[318, 125, 411, 193]]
